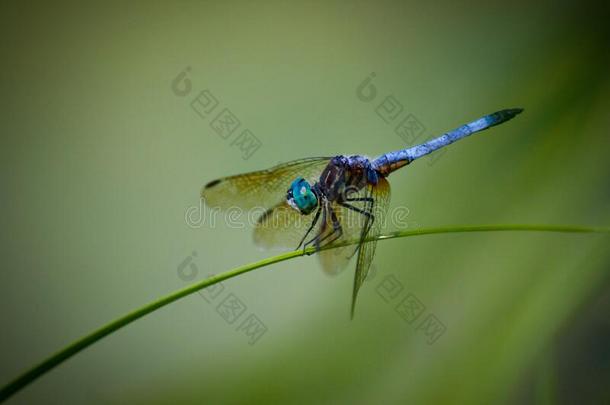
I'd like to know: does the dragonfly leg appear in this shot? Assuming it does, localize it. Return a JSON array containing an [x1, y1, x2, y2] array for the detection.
[[342, 194, 375, 218], [345, 197, 374, 202], [302, 206, 327, 254], [306, 221, 340, 251], [344, 196, 375, 219], [339, 201, 373, 217], [296, 207, 322, 250], [339, 201, 376, 259], [321, 206, 344, 247], [304, 206, 343, 253]]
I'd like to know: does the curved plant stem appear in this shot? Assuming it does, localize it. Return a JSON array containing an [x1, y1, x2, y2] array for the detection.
[[1, 224, 608, 401]]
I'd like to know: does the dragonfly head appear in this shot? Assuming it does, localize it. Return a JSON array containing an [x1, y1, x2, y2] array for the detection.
[[287, 177, 318, 215]]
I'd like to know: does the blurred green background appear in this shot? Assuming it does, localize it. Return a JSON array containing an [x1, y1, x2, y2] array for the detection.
[[1, 1, 609, 404]]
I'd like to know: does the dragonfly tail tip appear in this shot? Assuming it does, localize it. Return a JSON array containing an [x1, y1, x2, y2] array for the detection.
[[511, 107, 524, 115], [502, 107, 524, 118], [488, 108, 525, 127]]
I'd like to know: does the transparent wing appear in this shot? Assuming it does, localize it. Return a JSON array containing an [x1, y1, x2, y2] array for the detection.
[[316, 178, 391, 281], [349, 178, 391, 318], [202, 157, 332, 211], [253, 201, 322, 250], [316, 197, 369, 276]]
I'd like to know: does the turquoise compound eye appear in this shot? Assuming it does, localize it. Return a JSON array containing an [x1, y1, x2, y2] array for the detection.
[[287, 177, 318, 215]]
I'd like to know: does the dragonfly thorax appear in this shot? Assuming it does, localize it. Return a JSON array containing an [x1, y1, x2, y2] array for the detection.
[[319, 155, 380, 200], [286, 177, 319, 215]]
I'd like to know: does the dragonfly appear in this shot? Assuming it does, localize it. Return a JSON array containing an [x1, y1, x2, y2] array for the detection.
[[202, 108, 523, 317]]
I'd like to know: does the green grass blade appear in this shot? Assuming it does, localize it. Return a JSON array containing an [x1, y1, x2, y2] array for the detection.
[[1, 224, 608, 402]]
